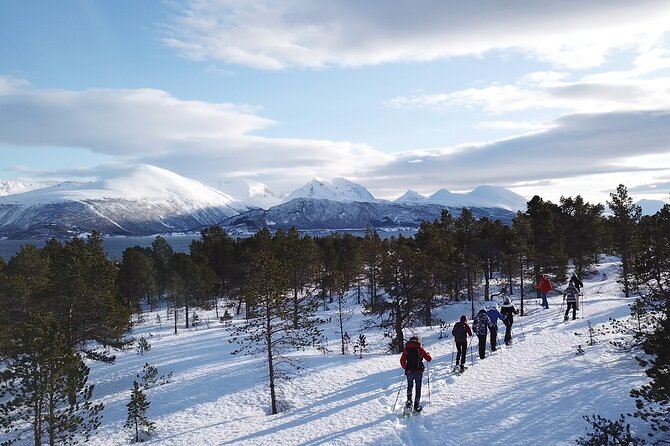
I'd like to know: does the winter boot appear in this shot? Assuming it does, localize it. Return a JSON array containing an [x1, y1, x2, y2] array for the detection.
[[405, 400, 413, 409], [460, 365, 465, 372], [414, 403, 422, 412]]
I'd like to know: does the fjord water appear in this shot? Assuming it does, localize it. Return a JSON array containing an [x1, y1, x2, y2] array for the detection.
[[0, 235, 199, 261]]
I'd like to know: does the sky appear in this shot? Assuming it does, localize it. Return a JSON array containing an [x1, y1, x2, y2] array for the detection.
[[1, 0, 670, 205]]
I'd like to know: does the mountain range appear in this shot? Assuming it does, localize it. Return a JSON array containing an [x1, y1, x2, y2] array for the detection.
[[0, 164, 665, 239]]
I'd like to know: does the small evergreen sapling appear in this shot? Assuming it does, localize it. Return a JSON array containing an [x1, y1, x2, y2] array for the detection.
[[136, 336, 151, 356], [576, 414, 645, 445], [353, 334, 368, 359], [137, 362, 173, 389], [125, 381, 155, 443]]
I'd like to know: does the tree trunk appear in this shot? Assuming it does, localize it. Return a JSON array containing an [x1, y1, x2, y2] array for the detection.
[[266, 298, 277, 415]]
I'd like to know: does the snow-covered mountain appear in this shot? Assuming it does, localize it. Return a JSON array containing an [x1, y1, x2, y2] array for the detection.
[[221, 197, 516, 232], [0, 179, 57, 196], [396, 185, 528, 211], [0, 165, 248, 238], [394, 190, 426, 203], [285, 178, 377, 203], [0, 170, 529, 238], [636, 198, 668, 216]]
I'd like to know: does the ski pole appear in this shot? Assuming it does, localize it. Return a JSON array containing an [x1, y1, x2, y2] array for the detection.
[[450, 342, 455, 368], [391, 376, 405, 412], [518, 320, 526, 341], [426, 362, 431, 405], [469, 337, 474, 365]]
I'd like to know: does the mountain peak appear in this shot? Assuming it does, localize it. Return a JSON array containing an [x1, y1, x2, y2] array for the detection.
[[395, 190, 426, 203], [286, 178, 377, 203]]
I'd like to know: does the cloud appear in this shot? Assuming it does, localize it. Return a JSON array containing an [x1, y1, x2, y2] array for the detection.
[[0, 79, 274, 155], [388, 74, 670, 114], [361, 110, 670, 199], [162, 0, 670, 70], [0, 77, 391, 193]]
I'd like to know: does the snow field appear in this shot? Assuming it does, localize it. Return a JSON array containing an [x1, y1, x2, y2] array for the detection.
[[85, 257, 649, 445]]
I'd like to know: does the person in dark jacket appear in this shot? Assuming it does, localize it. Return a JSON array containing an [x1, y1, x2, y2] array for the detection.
[[500, 296, 519, 345], [451, 315, 473, 372], [472, 308, 494, 359], [400, 336, 432, 412], [569, 273, 584, 292], [563, 283, 580, 320], [486, 304, 506, 351]]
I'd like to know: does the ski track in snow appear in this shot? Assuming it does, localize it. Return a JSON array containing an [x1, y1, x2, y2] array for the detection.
[[74, 257, 649, 446]]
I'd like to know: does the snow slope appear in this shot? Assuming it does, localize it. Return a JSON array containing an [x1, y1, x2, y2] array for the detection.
[[286, 178, 377, 203], [74, 257, 648, 446]]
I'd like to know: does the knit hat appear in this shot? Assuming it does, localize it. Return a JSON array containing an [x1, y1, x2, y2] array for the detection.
[[503, 297, 511, 304], [409, 335, 419, 342], [460, 315, 467, 323]]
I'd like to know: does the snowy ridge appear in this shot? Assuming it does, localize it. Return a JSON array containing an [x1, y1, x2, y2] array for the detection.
[[285, 177, 377, 203], [0, 165, 248, 238], [0, 179, 57, 196], [396, 185, 528, 211], [80, 256, 649, 446], [221, 197, 516, 232]]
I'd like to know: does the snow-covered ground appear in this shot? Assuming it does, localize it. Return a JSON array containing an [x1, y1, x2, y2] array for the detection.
[[84, 256, 649, 445]]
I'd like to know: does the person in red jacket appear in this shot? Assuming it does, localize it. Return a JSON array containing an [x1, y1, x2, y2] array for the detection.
[[537, 273, 553, 309], [400, 336, 432, 412]]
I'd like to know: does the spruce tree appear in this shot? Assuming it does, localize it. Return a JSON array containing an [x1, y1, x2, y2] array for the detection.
[[124, 381, 155, 443]]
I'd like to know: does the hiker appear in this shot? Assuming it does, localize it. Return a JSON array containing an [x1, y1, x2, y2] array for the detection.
[[486, 304, 506, 351], [563, 282, 580, 320], [500, 296, 519, 345], [400, 335, 432, 412], [569, 273, 584, 292], [472, 308, 494, 359], [451, 315, 473, 372], [537, 273, 553, 309]]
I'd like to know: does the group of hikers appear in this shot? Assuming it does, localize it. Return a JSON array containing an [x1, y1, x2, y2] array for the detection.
[[399, 272, 584, 413]]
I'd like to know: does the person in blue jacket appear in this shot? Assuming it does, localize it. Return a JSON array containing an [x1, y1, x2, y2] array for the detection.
[[486, 304, 506, 352]]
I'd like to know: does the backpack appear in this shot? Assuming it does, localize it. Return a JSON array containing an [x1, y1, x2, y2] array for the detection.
[[405, 346, 422, 371], [452, 322, 465, 341]]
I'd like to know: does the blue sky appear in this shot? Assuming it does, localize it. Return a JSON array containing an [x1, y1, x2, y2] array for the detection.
[[2, 0, 670, 205]]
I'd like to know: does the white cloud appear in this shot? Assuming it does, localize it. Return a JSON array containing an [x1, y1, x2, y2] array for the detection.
[[0, 78, 391, 194], [388, 74, 670, 114], [162, 0, 670, 70], [361, 110, 670, 203], [0, 80, 274, 155]]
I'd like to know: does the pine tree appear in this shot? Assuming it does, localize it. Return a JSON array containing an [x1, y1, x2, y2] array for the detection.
[[558, 195, 604, 277], [606, 184, 642, 298], [124, 381, 155, 443], [117, 247, 157, 313], [362, 228, 383, 313], [189, 226, 239, 319], [525, 196, 568, 282], [628, 204, 670, 441], [0, 313, 103, 446], [229, 249, 322, 415], [373, 236, 425, 352]]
